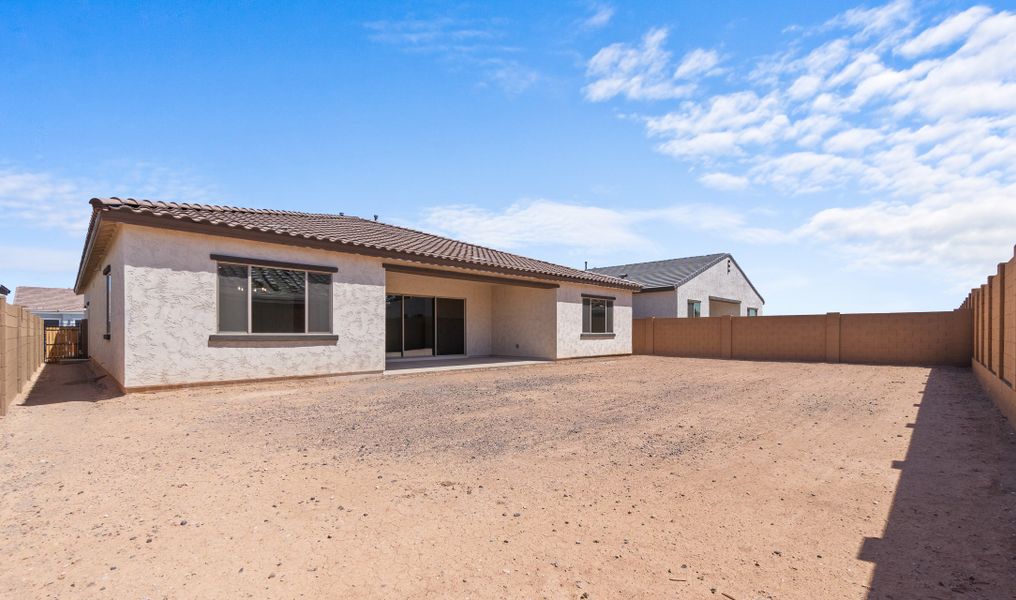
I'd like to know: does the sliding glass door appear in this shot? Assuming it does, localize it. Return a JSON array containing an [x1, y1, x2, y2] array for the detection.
[[402, 296, 435, 357], [385, 295, 465, 358], [385, 295, 403, 357], [436, 298, 465, 355]]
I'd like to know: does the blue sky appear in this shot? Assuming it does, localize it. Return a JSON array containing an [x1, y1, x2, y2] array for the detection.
[[2, 0, 1015, 313]]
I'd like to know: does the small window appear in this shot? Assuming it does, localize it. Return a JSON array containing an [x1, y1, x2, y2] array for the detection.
[[688, 300, 701, 318], [747, 307, 758, 317], [582, 298, 613, 334], [216, 261, 332, 334], [103, 265, 112, 338]]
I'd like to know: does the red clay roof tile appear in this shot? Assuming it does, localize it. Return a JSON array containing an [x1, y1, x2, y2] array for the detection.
[[85, 198, 640, 289]]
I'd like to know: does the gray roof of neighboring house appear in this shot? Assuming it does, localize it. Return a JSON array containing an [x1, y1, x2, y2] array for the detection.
[[589, 253, 765, 303], [75, 198, 641, 291], [12, 287, 85, 312]]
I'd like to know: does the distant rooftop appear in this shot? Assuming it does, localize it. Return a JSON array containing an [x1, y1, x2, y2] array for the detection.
[[12, 287, 85, 312], [589, 253, 730, 288], [589, 253, 765, 303]]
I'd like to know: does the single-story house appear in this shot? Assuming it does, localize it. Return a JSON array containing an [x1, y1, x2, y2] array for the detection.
[[588, 253, 764, 318], [12, 286, 85, 326], [73, 198, 639, 391]]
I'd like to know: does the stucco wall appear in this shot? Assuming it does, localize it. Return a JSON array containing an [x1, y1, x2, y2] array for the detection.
[[82, 227, 126, 385], [385, 271, 493, 356], [490, 285, 557, 359], [676, 259, 763, 317], [632, 289, 677, 318], [118, 225, 386, 388], [555, 284, 632, 359]]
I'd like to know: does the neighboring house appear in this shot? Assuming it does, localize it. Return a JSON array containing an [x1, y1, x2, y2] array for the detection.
[[589, 253, 764, 319], [12, 286, 85, 326], [73, 198, 639, 391]]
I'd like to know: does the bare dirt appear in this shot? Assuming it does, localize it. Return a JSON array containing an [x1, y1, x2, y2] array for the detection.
[[1, 356, 1014, 599]]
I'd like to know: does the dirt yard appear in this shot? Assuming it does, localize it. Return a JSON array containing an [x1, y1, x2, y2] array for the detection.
[[1, 356, 1014, 599]]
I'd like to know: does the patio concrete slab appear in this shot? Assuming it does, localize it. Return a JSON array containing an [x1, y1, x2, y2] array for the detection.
[[384, 355, 549, 375]]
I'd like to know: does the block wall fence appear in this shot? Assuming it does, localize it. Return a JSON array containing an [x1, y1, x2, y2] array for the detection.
[[0, 296, 45, 416], [633, 310, 972, 367], [961, 245, 1016, 428]]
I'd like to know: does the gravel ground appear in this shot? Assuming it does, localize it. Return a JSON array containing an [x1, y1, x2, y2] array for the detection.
[[1, 356, 1014, 599]]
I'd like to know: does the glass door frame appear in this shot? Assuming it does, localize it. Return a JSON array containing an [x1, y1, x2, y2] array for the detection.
[[385, 294, 467, 358]]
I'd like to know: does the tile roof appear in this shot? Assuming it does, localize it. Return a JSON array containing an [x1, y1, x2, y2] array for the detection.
[[588, 254, 731, 288], [80, 198, 640, 289], [12, 287, 85, 312], [589, 253, 765, 303]]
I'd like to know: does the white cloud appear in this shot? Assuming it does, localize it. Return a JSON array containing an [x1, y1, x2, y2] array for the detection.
[[421, 200, 649, 254], [584, 1, 1016, 276], [364, 16, 540, 95], [0, 170, 86, 232], [0, 164, 217, 235], [419, 199, 785, 259], [0, 245, 81, 273], [674, 48, 721, 79], [823, 127, 882, 153], [583, 4, 615, 29], [584, 28, 699, 101], [699, 172, 750, 191], [897, 5, 993, 57]]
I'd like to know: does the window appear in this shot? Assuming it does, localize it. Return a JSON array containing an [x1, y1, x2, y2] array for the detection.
[[688, 300, 701, 318], [216, 262, 332, 334], [747, 307, 758, 317], [582, 297, 613, 334], [103, 265, 112, 339]]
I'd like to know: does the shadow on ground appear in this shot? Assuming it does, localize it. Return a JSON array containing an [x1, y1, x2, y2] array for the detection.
[[859, 367, 1016, 599], [20, 362, 122, 407]]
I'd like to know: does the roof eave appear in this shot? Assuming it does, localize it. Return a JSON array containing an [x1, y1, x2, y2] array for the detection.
[[72, 202, 106, 294], [88, 207, 642, 291]]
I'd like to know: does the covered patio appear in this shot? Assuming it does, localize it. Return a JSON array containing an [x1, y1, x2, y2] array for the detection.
[[383, 262, 560, 364]]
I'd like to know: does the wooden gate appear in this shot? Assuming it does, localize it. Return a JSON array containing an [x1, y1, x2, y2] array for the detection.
[[45, 326, 84, 361]]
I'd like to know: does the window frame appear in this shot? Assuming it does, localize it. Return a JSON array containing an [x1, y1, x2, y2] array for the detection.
[[214, 257, 333, 336], [581, 295, 614, 335], [688, 299, 701, 318], [747, 307, 759, 317], [103, 265, 111, 340]]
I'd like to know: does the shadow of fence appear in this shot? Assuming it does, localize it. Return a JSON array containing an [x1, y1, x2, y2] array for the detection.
[[20, 361, 122, 407], [859, 367, 1016, 598]]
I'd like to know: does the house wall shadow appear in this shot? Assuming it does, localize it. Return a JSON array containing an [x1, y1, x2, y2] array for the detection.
[[858, 366, 1016, 598], [20, 361, 123, 407]]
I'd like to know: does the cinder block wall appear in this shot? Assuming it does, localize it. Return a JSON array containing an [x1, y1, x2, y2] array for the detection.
[[731, 315, 827, 362], [840, 312, 972, 366], [963, 246, 1016, 429], [0, 296, 45, 416], [650, 316, 723, 357], [634, 310, 971, 367]]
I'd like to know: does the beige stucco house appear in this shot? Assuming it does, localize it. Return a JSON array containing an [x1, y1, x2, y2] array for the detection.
[[73, 198, 638, 391], [589, 254, 764, 319]]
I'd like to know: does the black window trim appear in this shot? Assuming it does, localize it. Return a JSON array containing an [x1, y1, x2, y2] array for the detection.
[[213, 258, 334, 337], [102, 264, 112, 340], [210, 253, 337, 273], [581, 296, 614, 335]]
